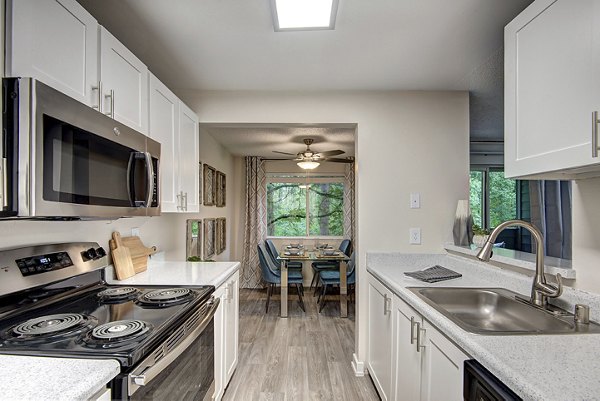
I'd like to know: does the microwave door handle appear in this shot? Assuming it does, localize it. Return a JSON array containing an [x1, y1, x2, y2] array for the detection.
[[126, 152, 136, 207], [144, 152, 154, 208]]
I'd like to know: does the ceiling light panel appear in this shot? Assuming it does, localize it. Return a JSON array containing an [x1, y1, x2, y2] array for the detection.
[[272, 0, 339, 31]]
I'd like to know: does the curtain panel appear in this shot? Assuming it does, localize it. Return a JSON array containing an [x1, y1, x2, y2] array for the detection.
[[240, 157, 267, 288], [529, 180, 572, 259], [343, 162, 356, 245]]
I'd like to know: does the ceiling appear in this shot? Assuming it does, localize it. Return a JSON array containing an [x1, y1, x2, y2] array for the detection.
[[201, 124, 356, 158], [78, 0, 532, 153], [78, 0, 532, 92]]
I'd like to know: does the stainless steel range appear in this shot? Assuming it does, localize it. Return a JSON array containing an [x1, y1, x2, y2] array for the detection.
[[0, 242, 217, 400]]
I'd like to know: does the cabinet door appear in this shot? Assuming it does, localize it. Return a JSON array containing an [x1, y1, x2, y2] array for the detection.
[[224, 272, 239, 383], [367, 276, 394, 401], [392, 296, 422, 401], [505, 0, 600, 178], [178, 102, 200, 212], [149, 73, 180, 212], [100, 27, 149, 134], [213, 284, 226, 401], [420, 321, 468, 401], [7, 0, 99, 106]]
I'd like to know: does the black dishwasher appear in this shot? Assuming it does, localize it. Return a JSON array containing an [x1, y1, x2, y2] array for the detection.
[[464, 360, 522, 401]]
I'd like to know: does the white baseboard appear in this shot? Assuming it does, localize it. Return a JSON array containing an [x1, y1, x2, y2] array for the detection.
[[351, 353, 365, 377]]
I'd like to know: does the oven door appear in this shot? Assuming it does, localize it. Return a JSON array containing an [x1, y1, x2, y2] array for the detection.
[[115, 298, 218, 401]]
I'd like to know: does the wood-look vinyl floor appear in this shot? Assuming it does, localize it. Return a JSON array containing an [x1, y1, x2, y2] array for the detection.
[[222, 288, 380, 401]]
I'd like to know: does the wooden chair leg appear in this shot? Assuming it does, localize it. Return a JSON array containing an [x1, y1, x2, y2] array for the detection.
[[296, 284, 306, 312], [310, 270, 319, 290]]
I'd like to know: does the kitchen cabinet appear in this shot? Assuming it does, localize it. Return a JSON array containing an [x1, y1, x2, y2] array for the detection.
[[213, 271, 239, 401], [367, 275, 394, 401], [368, 274, 468, 401], [148, 73, 199, 213], [505, 0, 600, 179], [6, 0, 99, 107], [100, 27, 149, 134]]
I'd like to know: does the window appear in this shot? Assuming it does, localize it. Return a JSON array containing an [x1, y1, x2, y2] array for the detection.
[[469, 168, 518, 230], [267, 177, 344, 237]]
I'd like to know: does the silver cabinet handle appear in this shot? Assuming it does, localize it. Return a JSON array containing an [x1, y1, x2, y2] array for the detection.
[[183, 191, 188, 211], [593, 111, 600, 158], [410, 316, 417, 344], [105, 89, 115, 118], [91, 81, 102, 111], [176, 192, 182, 211], [416, 324, 426, 352], [383, 294, 391, 315]]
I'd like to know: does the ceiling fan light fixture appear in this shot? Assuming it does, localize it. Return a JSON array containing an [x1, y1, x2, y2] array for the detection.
[[271, 0, 339, 31], [297, 160, 320, 170]]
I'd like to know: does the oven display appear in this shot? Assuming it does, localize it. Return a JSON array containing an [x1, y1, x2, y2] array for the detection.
[[15, 252, 73, 276]]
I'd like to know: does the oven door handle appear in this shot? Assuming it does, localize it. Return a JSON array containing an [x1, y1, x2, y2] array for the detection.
[[128, 297, 220, 395]]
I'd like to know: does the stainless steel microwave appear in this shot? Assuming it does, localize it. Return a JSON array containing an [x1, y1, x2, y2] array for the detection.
[[0, 78, 160, 218]]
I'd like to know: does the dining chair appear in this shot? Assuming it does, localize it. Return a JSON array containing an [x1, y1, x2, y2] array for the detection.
[[310, 239, 352, 293], [265, 239, 303, 271], [317, 252, 356, 313], [257, 244, 305, 313]]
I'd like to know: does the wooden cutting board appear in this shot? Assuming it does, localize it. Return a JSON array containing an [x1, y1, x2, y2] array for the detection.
[[110, 231, 136, 280], [109, 236, 157, 274]]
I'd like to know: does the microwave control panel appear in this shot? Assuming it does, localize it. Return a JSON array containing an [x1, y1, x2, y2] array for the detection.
[[15, 252, 73, 276]]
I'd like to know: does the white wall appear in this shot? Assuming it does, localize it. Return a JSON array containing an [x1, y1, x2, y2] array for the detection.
[[180, 89, 470, 371], [572, 177, 600, 292]]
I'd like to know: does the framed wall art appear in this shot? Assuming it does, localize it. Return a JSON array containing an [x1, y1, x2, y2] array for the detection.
[[216, 217, 226, 254], [203, 164, 216, 206], [198, 162, 203, 206], [216, 171, 226, 207], [204, 218, 216, 259]]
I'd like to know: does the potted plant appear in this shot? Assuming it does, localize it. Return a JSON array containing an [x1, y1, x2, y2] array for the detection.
[[472, 224, 491, 248]]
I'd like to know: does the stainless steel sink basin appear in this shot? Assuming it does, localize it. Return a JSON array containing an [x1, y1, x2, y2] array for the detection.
[[408, 287, 600, 335]]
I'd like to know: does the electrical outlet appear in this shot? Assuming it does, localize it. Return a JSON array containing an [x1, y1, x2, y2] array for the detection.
[[409, 228, 421, 244], [131, 227, 140, 237], [410, 193, 420, 209]]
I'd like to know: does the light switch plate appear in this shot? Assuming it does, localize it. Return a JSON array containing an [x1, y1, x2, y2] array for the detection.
[[131, 227, 140, 237], [410, 193, 420, 209]]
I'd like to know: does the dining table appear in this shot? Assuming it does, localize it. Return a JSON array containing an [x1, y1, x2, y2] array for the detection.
[[278, 248, 350, 318]]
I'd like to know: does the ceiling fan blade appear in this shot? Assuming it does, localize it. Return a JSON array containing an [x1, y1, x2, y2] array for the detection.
[[316, 150, 344, 157], [322, 157, 354, 163], [272, 151, 296, 156]]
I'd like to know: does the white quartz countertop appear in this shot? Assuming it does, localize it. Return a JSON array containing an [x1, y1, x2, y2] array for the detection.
[[367, 252, 600, 401], [106, 259, 240, 289], [0, 355, 119, 401]]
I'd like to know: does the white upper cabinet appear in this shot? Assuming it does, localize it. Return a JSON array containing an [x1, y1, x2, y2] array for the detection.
[[178, 102, 200, 213], [100, 27, 149, 134], [505, 0, 600, 179], [6, 0, 99, 107], [149, 73, 199, 213], [149, 74, 179, 212]]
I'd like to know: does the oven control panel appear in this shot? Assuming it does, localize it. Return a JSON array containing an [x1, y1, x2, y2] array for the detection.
[[15, 252, 73, 276]]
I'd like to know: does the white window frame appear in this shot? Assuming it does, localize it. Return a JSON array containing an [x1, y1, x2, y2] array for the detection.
[[266, 173, 345, 239]]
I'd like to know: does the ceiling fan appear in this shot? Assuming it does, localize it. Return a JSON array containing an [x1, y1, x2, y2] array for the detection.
[[272, 138, 353, 169]]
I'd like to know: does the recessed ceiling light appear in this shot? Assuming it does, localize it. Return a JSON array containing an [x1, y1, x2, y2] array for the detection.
[[271, 0, 339, 31]]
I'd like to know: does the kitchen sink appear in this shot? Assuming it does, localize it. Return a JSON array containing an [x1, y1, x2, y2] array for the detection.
[[408, 287, 600, 335]]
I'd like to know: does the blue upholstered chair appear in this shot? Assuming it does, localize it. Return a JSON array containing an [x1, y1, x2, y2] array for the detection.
[[257, 244, 305, 313], [317, 252, 356, 313], [265, 239, 303, 271], [310, 239, 352, 293]]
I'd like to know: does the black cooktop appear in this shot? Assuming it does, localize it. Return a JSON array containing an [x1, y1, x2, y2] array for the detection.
[[0, 283, 214, 367]]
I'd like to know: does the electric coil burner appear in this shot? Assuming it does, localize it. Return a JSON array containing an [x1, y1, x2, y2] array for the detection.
[[97, 287, 140, 303], [0, 242, 218, 400], [8, 313, 96, 341], [137, 288, 193, 308]]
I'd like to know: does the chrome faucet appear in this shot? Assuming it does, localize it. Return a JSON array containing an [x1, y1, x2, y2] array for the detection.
[[476, 219, 563, 308]]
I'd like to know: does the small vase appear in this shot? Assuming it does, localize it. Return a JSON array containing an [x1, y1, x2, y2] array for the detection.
[[453, 200, 473, 246]]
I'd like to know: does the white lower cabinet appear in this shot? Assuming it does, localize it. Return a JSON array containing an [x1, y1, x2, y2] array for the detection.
[[368, 274, 469, 401], [213, 271, 239, 401]]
